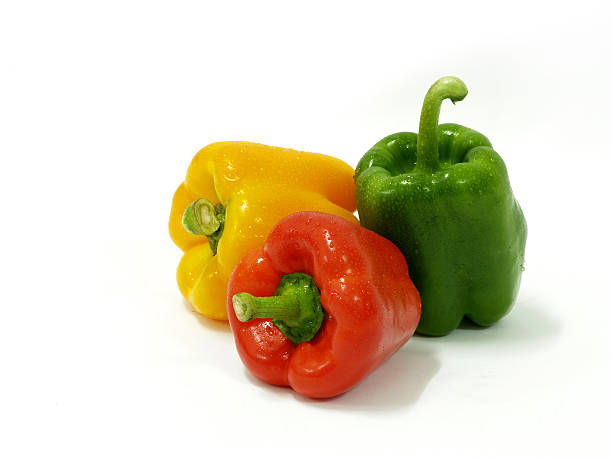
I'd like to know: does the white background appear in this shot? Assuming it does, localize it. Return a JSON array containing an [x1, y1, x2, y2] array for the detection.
[[1, 1, 611, 458]]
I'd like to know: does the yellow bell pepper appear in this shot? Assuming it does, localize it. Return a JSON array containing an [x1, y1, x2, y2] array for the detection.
[[169, 141, 357, 320]]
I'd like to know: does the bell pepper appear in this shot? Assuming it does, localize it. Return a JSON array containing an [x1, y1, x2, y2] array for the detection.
[[169, 142, 357, 320], [354, 76, 527, 336], [227, 212, 421, 398]]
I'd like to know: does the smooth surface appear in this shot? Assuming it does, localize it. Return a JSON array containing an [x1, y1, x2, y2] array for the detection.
[[1, 1, 611, 457]]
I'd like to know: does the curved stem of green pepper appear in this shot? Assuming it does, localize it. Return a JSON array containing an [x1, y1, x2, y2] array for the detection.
[[182, 198, 226, 255], [416, 76, 468, 173]]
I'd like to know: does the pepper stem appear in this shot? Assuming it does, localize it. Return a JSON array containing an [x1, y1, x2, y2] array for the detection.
[[232, 273, 325, 345], [233, 293, 301, 322], [416, 76, 468, 173], [183, 198, 220, 235], [182, 199, 226, 255]]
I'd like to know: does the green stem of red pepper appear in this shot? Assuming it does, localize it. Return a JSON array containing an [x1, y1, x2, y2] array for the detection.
[[232, 273, 325, 345], [416, 76, 468, 173], [233, 293, 299, 321], [182, 198, 225, 255]]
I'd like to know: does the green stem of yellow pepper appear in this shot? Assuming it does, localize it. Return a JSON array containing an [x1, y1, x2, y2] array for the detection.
[[183, 198, 225, 255]]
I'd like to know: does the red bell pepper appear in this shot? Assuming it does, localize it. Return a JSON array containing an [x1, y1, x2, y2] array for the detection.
[[227, 212, 421, 398]]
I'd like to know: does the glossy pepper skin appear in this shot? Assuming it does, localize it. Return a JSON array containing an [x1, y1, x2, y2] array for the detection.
[[227, 212, 421, 399], [169, 142, 357, 320], [354, 77, 527, 336]]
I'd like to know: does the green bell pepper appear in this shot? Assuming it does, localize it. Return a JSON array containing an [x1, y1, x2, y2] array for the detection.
[[354, 76, 527, 336]]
